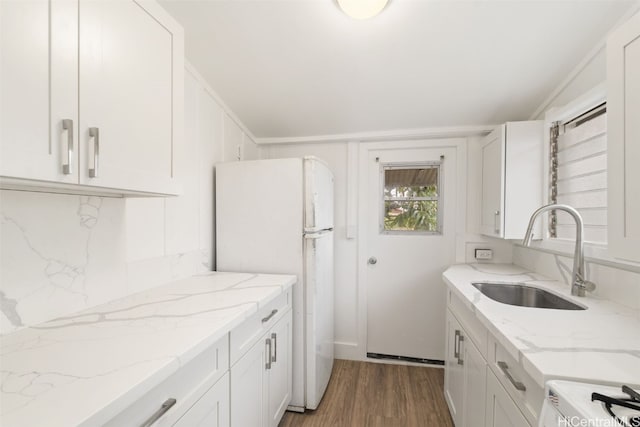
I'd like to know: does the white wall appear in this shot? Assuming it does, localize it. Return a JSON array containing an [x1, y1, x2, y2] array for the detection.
[[0, 65, 260, 334], [265, 135, 513, 360], [513, 246, 640, 311], [532, 48, 607, 120], [512, 8, 640, 313]]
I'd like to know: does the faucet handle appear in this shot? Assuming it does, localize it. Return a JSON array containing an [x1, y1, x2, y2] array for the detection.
[[581, 280, 596, 293]]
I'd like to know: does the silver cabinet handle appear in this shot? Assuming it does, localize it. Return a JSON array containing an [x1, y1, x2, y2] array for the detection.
[[261, 309, 278, 323], [368, 257, 377, 265], [88, 127, 99, 178], [457, 335, 464, 365], [140, 398, 176, 427], [497, 361, 526, 391], [494, 210, 500, 234], [62, 119, 73, 174], [453, 330, 461, 359], [265, 338, 272, 370], [271, 332, 277, 363]]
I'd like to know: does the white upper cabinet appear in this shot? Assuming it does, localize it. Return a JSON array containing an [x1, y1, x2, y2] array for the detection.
[[1, 0, 78, 185], [480, 121, 543, 239], [0, 0, 183, 196], [607, 11, 640, 262]]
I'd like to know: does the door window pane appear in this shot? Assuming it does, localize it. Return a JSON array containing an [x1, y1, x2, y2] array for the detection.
[[382, 164, 441, 233]]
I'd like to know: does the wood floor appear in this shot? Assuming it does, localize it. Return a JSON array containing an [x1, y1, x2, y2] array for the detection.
[[279, 359, 454, 427]]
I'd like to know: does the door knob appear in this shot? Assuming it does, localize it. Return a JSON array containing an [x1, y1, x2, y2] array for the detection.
[[368, 257, 377, 265]]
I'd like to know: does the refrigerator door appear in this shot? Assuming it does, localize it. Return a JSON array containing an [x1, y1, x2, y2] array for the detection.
[[303, 230, 334, 410], [304, 157, 334, 232]]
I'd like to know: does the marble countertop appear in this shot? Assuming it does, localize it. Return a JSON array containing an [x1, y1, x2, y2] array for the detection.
[[0, 271, 296, 427], [443, 264, 640, 389]]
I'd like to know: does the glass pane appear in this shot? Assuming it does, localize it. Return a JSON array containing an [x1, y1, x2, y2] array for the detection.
[[384, 167, 439, 198], [384, 200, 438, 232]]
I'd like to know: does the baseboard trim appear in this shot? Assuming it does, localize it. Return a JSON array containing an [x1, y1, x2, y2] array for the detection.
[[334, 341, 360, 360], [367, 352, 445, 366]]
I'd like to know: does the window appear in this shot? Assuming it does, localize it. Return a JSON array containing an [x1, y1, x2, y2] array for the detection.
[[382, 163, 442, 233], [550, 103, 607, 244]]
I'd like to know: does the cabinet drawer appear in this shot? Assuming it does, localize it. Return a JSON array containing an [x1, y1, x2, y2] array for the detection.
[[488, 336, 543, 427], [448, 288, 488, 358], [105, 334, 229, 427], [230, 290, 290, 365]]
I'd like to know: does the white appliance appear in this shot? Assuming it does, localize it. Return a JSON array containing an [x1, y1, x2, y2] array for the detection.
[[216, 157, 335, 411], [540, 380, 640, 427]]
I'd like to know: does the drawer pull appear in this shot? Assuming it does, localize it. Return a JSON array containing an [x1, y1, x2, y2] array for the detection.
[[497, 361, 526, 392], [261, 309, 278, 323], [88, 127, 99, 178], [453, 330, 461, 359], [62, 119, 73, 174], [265, 338, 272, 370], [271, 332, 277, 362], [140, 398, 176, 427], [457, 335, 464, 365]]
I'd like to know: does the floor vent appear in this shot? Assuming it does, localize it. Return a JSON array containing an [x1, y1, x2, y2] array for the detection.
[[366, 352, 444, 366]]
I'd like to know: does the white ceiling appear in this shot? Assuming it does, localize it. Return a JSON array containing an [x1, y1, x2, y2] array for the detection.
[[160, 0, 635, 139]]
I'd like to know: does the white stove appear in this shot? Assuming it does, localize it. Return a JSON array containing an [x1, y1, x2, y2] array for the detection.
[[540, 380, 640, 427]]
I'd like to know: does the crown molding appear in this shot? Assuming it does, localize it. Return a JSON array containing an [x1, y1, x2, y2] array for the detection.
[[255, 125, 495, 145]]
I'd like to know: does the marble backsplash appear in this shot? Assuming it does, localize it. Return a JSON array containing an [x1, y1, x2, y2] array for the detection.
[[0, 190, 211, 334], [513, 245, 640, 310]]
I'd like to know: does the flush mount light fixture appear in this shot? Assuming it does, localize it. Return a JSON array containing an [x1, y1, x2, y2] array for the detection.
[[337, 0, 389, 20]]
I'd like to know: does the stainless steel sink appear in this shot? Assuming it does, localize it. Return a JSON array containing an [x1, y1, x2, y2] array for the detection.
[[471, 282, 586, 310]]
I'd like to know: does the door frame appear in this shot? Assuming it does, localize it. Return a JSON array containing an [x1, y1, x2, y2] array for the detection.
[[356, 138, 468, 361]]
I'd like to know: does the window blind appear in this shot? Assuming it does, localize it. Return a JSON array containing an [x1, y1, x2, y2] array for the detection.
[[555, 106, 607, 244]]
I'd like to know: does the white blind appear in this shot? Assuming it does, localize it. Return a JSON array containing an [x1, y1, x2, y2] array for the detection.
[[556, 110, 607, 244]]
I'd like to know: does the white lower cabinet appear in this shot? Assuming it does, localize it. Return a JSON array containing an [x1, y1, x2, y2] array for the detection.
[[230, 309, 292, 427], [444, 309, 487, 427], [485, 371, 529, 427], [462, 333, 487, 427], [104, 334, 229, 427], [104, 292, 293, 427], [230, 334, 268, 427], [174, 373, 230, 427], [444, 310, 465, 425], [444, 288, 533, 427]]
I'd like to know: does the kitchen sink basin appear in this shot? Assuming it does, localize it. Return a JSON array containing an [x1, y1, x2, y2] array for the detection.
[[471, 282, 586, 310]]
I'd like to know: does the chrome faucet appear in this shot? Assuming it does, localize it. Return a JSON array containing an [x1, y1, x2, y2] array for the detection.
[[522, 204, 596, 297]]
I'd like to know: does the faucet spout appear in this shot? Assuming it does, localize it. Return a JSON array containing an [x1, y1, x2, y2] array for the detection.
[[522, 204, 595, 297]]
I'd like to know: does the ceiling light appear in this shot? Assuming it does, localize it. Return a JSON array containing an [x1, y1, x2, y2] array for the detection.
[[337, 0, 389, 20]]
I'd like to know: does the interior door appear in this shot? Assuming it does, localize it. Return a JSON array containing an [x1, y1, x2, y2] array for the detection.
[[364, 145, 457, 362]]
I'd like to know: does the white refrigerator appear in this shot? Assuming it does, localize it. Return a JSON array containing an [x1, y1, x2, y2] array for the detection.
[[216, 157, 335, 411]]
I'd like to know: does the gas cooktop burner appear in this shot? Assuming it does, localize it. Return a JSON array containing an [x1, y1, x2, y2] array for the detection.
[[591, 385, 640, 427]]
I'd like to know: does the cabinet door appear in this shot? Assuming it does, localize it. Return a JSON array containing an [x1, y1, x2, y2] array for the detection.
[[173, 373, 230, 427], [230, 336, 269, 427], [267, 310, 292, 427], [461, 332, 487, 427], [480, 126, 506, 237], [0, 0, 78, 183], [607, 11, 640, 262], [444, 310, 464, 426], [486, 371, 530, 427], [79, 0, 181, 194]]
